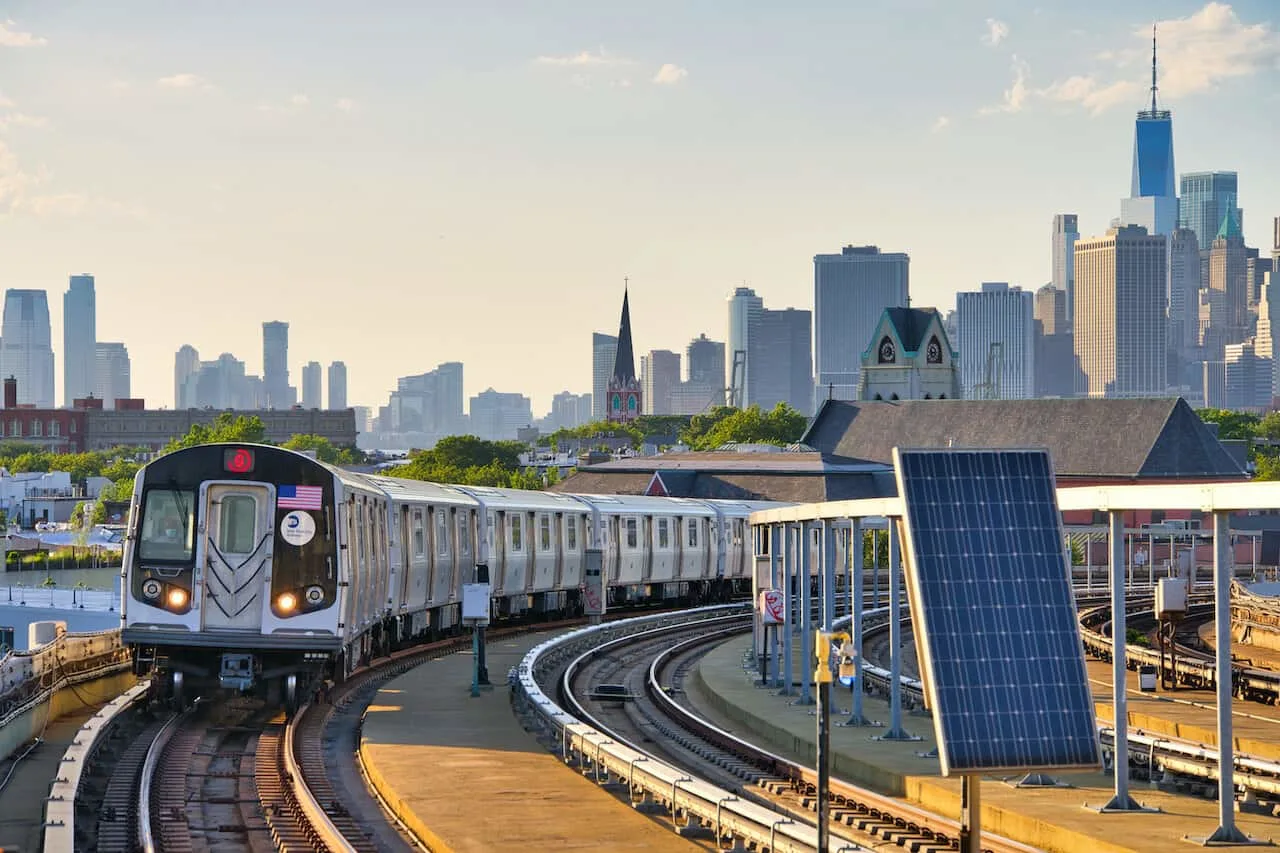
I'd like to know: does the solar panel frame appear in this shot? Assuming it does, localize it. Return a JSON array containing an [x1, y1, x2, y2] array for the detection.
[[892, 447, 1101, 777]]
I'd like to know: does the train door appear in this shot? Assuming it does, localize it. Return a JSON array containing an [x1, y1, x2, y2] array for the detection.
[[201, 483, 274, 632]]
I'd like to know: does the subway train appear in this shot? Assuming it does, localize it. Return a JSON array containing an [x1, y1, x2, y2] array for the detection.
[[120, 443, 776, 708]]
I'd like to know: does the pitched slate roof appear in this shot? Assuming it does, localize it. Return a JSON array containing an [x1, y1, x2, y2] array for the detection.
[[803, 398, 1246, 480], [881, 307, 942, 354], [551, 451, 894, 502]]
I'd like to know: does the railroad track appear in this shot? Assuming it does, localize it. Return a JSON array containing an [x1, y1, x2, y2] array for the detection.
[[547, 611, 1035, 853]]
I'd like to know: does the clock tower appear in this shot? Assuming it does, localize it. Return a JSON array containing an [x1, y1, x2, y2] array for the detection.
[[606, 283, 642, 423]]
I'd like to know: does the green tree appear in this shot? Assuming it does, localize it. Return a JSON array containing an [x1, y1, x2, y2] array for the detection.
[[689, 403, 808, 450], [281, 434, 365, 465], [679, 406, 738, 448], [1196, 408, 1260, 441], [161, 413, 267, 453]]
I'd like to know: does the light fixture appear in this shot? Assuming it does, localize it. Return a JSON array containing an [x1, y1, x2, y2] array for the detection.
[[166, 587, 189, 609], [277, 591, 298, 613], [142, 579, 162, 600]]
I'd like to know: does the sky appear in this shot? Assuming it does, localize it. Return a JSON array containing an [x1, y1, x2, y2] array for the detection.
[[1, 1, 1278, 416]]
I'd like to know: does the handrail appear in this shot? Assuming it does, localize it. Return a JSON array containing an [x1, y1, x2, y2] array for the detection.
[[284, 702, 358, 853]]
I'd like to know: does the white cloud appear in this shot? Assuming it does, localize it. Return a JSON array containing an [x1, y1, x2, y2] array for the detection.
[[157, 73, 213, 90], [652, 63, 688, 85], [982, 18, 1010, 47], [1040, 74, 1142, 115], [1022, 3, 1280, 117], [290, 94, 310, 107], [931, 115, 951, 133], [0, 19, 47, 47], [535, 48, 632, 67], [0, 112, 48, 130], [979, 56, 1030, 113], [335, 97, 355, 113]]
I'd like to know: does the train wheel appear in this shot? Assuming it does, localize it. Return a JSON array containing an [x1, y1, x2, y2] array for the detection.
[[284, 674, 299, 714], [171, 671, 185, 711]]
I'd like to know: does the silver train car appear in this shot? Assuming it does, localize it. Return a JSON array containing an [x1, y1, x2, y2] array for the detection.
[[120, 443, 777, 707]]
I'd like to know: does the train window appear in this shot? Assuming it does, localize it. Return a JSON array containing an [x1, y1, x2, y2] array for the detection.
[[218, 494, 257, 553], [412, 510, 425, 558], [658, 518, 669, 549], [487, 517, 495, 552], [539, 514, 551, 552], [357, 504, 367, 564], [138, 488, 197, 562], [458, 514, 471, 554], [687, 519, 698, 548], [436, 510, 450, 557], [566, 516, 577, 550], [626, 518, 638, 549], [510, 515, 523, 552]]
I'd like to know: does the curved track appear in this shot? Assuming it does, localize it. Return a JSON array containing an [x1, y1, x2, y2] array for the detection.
[[551, 613, 1036, 853]]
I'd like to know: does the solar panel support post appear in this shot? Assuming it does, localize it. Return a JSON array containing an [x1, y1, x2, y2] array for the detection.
[[879, 521, 916, 741], [771, 525, 783, 688], [817, 671, 832, 853], [822, 520, 836, 631], [1096, 510, 1153, 813], [1198, 511, 1261, 845], [845, 517, 875, 727], [959, 774, 981, 853], [782, 524, 794, 696], [800, 522, 815, 706]]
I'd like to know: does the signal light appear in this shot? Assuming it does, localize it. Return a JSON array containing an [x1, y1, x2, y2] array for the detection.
[[277, 591, 298, 613], [166, 587, 189, 609], [224, 447, 255, 474]]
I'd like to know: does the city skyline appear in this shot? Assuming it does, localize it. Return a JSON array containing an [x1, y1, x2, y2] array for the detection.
[[2, 2, 1278, 413]]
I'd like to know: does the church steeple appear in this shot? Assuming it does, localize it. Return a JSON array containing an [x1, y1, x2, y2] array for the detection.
[[612, 280, 636, 383], [606, 279, 642, 423]]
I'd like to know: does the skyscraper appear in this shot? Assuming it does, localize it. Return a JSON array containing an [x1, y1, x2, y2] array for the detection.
[[640, 350, 680, 415], [1051, 215, 1079, 321], [956, 283, 1035, 399], [94, 343, 131, 407], [753, 308, 813, 412], [813, 245, 909, 400], [686, 334, 725, 388], [327, 361, 348, 410], [1179, 172, 1241, 252], [1074, 225, 1167, 397], [302, 361, 322, 409], [175, 344, 200, 408], [1168, 228, 1202, 369], [1118, 29, 1176, 237], [262, 321, 293, 408], [591, 333, 618, 421], [1033, 284, 1074, 398], [0, 290, 55, 407], [1209, 210, 1249, 347], [726, 287, 763, 405], [63, 274, 96, 407]]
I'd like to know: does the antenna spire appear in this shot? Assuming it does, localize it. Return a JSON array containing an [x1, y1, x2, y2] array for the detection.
[[1150, 23, 1158, 113]]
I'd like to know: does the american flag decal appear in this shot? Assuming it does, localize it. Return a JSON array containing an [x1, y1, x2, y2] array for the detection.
[[278, 485, 323, 511]]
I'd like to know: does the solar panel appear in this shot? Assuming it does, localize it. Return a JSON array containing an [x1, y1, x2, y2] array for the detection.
[[893, 448, 1101, 776]]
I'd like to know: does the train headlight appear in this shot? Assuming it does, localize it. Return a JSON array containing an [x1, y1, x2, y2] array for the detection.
[[305, 585, 325, 606], [166, 587, 189, 609], [277, 591, 298, 613], [142, 579, 162, 600]]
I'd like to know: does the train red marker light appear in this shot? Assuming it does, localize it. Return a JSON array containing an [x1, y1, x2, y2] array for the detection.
[[224, 447, 255, 474]]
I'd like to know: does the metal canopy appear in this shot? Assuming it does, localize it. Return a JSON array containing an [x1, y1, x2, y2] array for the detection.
[[893, 448, 1102, 776]]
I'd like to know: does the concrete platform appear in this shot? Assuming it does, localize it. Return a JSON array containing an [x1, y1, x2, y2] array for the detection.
[[360, 631, 710, 852], [693, 635, 1280, 853]]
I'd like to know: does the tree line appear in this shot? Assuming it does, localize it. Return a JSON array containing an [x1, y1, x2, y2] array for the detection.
[[541, 403, 809, 452], [1196, 408, 1280, 480]]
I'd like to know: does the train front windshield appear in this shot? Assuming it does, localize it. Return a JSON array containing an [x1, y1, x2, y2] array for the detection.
[[138, 488, 197, 562]]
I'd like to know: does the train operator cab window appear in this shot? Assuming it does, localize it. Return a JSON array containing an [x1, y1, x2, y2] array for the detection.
[[566, 516, 578, 551], [217, 494, 258, 554], [139, 489, 196, 562], [625, 518, 638, 549]]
